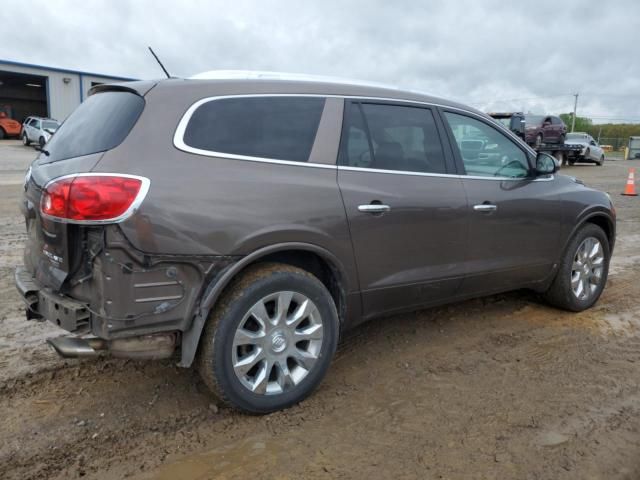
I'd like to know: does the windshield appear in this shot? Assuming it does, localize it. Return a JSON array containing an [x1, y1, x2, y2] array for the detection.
[[43, 121, 59, 130], [525, 115, 544, 125], [42, 91, 144, 163], [566, 133, 588, 140]]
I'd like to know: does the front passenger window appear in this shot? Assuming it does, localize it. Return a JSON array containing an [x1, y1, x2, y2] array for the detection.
[[444, 112, 530, 178]]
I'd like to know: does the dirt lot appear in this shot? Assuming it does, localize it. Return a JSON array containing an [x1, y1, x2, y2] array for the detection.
[[0, 139, 638, 480]]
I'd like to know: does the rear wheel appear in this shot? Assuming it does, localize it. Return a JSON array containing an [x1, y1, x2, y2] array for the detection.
[[22, 133, 30, 146], [38, 136, 46, 148], [543, 224, 610, 312], [597, 155, 605, 166], [0, 128, 5, 140], [198, 263, 339, 413]]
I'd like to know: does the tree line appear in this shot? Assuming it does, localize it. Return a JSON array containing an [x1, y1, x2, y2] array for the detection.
[[559, 113, 640, 142]]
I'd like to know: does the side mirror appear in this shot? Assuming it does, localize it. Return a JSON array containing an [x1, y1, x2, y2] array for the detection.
[[535, 152, 558, 175]]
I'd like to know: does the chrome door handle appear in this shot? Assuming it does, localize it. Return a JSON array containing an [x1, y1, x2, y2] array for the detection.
[[473, 204, 497, 212], [358, 204, 391, 214]]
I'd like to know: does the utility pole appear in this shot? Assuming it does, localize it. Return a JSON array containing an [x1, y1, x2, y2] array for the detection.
[[571, 93, 579, 132]]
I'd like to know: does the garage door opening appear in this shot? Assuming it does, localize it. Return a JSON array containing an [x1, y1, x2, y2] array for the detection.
[[0, 70, 48, 124]]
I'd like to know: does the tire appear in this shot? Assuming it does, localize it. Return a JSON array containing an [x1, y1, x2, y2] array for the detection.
[[197, 263, 339, 414], [543, 224, 610, 312], [534, 134, 543, 149], [22, 133, 31, 146], [597, 155, 605, 166], [558, 134, 565, 145], [38, 136, 46, 148], [585, 148, 590, 161], [553, 151, 564, 167], [0, 128, 5, 140]]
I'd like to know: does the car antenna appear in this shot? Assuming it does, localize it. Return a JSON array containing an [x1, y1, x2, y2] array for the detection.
[[148, 46, 171, 79]]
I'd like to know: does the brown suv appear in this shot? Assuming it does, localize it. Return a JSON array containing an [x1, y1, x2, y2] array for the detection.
[[15, 73, 615, 413]]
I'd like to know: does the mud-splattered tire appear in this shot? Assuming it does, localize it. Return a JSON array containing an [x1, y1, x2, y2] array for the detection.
[[543, 224, 610, 312], [197, 263, 339, 414]]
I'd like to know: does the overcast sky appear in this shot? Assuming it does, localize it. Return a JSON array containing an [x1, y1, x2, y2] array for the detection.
[[2, 0, 639, 123]]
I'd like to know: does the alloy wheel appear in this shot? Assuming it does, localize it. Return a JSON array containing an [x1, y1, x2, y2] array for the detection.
[[571, 237, 605, 300], [232, 291, 324, 395]]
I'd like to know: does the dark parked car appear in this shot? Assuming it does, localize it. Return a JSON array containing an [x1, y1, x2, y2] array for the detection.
[[525, 114, 567, 147], [15, 73, 615, 413]]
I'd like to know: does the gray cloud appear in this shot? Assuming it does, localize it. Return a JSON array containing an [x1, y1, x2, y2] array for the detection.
[[2, 0, 639, 123]]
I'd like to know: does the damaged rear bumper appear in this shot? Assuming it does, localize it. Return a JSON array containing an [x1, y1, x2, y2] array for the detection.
[[16, 266, 90, 331]]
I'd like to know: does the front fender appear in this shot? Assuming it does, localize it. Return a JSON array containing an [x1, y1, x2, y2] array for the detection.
[[559, 205, 616, 263]]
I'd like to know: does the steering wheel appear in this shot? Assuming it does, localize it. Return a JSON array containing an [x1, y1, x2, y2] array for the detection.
[[356, 149, 372, 167], [493, 159, 526, 177]]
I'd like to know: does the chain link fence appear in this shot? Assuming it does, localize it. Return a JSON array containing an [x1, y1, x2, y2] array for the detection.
[[597, 137, 627, 150]]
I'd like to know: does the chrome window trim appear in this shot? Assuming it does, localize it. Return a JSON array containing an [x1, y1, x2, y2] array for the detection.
[[173, 94, 337, 170], [173, 93, 540, 176], [338, 165, 553, 182], [41, 173, 151, 225]]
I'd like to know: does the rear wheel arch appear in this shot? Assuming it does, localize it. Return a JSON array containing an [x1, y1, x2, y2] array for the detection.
[[178, 243, 350, 368]]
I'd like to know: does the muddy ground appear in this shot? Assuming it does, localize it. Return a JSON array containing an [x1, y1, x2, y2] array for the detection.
[[0, 140, 638, 479]]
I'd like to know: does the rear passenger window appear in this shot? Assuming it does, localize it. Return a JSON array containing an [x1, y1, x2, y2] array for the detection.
[[340, 102, 447, 174], [183, 97, 325, 163]]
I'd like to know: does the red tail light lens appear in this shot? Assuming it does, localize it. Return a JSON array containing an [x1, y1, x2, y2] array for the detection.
[[41, 174, 149, 223]]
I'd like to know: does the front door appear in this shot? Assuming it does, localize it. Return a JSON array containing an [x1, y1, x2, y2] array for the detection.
[[441, 110, 564, 295], [337, 101, 468, 319]]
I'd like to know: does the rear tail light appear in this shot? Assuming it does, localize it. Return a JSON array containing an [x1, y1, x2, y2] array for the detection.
[[41, 174, 150, 223]]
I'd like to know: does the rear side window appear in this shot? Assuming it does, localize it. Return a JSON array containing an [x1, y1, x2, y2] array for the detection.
[[182, 97, 325, 163], [43, 91, 144, 163]]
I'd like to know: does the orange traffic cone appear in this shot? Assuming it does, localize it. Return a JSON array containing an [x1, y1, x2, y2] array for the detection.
[[622, 168, 638, 196]]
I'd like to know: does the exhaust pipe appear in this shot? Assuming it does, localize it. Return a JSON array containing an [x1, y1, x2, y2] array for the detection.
[[47, 337, 107, 358], [47, 333, 175, 360]]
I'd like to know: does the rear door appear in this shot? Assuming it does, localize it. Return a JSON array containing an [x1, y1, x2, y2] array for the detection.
[[440, 109, 563, 295], [337, 100, 467, 319]]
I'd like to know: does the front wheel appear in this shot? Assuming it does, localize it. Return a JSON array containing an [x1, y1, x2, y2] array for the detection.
[[534, 134, 543, 148], [22, 133, 30, 146], [597, 155, 605, 166], [198, 263, 339, 413], [543, 224, 610, 312]]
